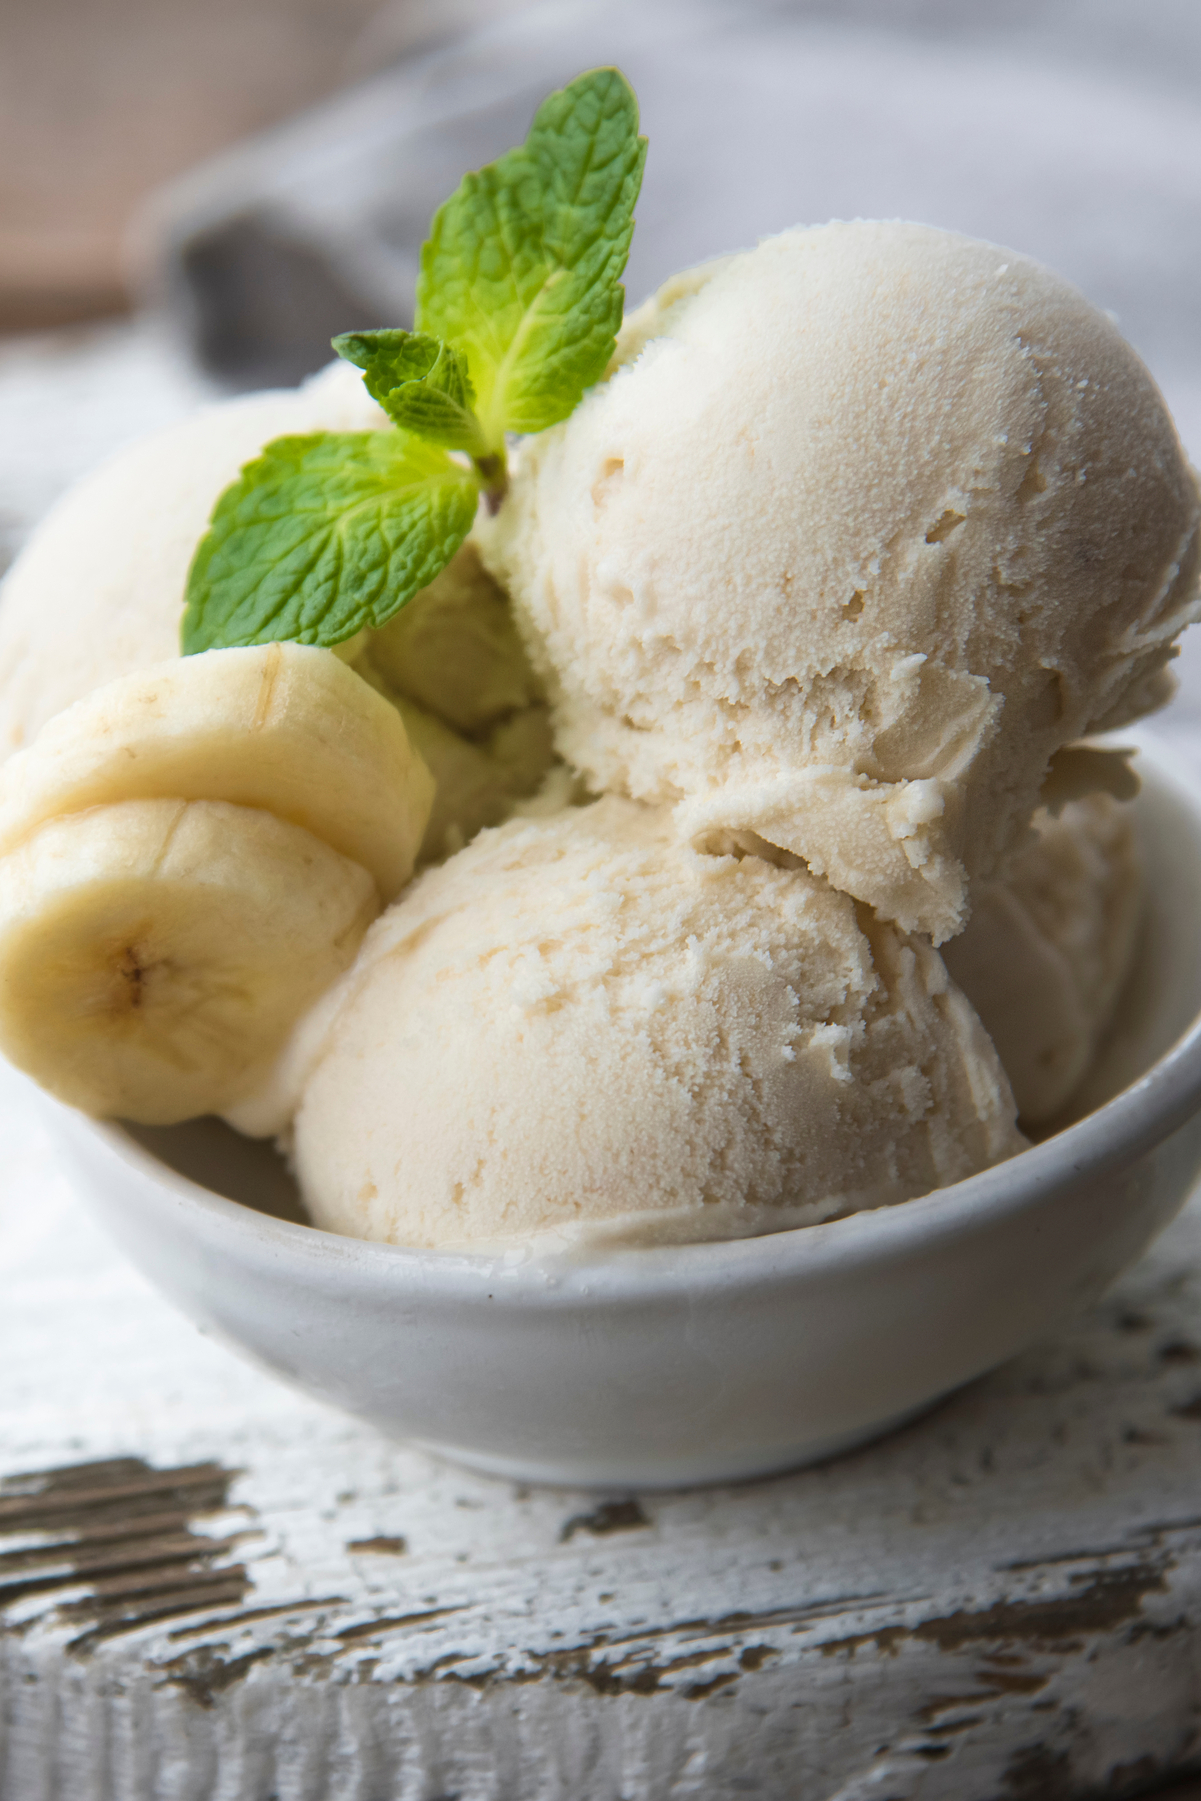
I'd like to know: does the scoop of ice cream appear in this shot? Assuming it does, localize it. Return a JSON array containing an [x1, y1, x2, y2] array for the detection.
[[382, 699, 556, 866], [359, 542, 544, 736], [287, 797, 1024, 1250], [351, 544, 555, 863], [0, 368, 554, 863], [943, 792, 1141, 1123], [480, 222, 1200, 943]]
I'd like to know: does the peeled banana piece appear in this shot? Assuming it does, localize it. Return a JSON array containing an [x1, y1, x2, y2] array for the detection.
[[0, 800, 378, 1122], [0, 643, 435, 1122], [0, 643, 434, 901]]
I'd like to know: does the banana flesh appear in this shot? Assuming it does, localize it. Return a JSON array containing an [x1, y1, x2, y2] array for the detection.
[[0, 643, 435, 1122], [0, 644, 434, 902], [0, 799, 378, 1122]]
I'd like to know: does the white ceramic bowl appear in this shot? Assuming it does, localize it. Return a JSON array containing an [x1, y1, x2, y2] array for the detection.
[[43, 738, 1201, 1489]]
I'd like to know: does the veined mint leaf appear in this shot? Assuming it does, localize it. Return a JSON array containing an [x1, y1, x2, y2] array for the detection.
[[181, 431, 479, 654], [332, 329, 485, 452], [416, 68, 646, 446], [334, 328, 443, 390]]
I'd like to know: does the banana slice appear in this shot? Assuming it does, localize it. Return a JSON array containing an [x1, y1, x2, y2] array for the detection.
[[0, 644, 434, 901], [0, 799, 378, 1122]]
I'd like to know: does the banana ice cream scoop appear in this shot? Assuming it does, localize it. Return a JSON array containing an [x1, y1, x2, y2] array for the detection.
[[480, 221, 1201, 943], [351, 543, 556, 864], [0, 644, 433, 1121], [943, 793, 1141, 1123], [286, 797, 1024, 1251], [360, 542, 546, 738]]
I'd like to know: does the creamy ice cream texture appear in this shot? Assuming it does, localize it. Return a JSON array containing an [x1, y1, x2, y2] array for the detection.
[[0, 362, 554, 861], [350, 547, 555, 865], [0, 217, 1185, 1250], [287, 797, 1024, 1251], [944, 793, 1141, 1123], [481, 221, 1201, 943]]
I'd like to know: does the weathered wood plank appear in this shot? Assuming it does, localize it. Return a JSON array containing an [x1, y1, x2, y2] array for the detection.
[[3, 1058, 1201, 1798]]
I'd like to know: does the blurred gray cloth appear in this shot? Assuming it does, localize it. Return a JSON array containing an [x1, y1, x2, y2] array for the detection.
[[147, 0, 1201, 461]]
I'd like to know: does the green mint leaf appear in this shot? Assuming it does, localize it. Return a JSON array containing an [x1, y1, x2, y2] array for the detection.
[[181, 431, 479, 654], [333, 328, 442, 388], [332, 329, 485, 451], [382, 377, 479, 449], [416, 67, 646, 445]]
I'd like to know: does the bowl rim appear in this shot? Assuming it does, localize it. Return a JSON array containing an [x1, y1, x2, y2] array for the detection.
[[49, 732, 1201, 1306]]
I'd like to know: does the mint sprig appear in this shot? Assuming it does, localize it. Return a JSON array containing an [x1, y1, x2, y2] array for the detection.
[[183, 67, 645, 655]]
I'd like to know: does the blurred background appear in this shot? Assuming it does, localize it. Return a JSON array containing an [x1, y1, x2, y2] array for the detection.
[[2, 0, 1200, 591]]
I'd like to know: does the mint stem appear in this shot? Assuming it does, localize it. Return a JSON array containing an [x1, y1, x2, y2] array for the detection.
[[473, 452, 508, 514]]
